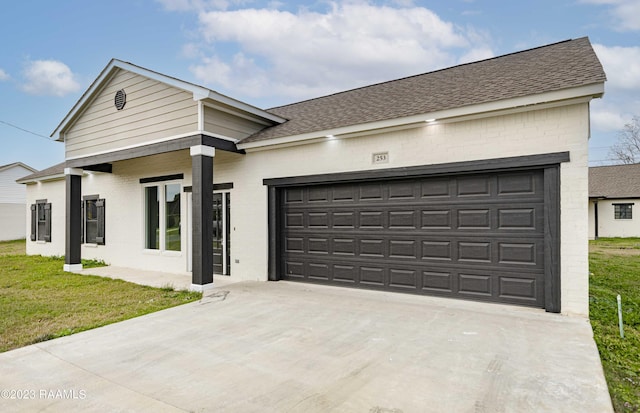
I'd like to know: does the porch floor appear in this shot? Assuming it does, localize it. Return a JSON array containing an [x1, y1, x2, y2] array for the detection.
[[78, 266, 239, 291]]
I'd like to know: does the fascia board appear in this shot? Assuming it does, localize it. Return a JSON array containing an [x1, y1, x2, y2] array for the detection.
[[238, 83, 605, 151]]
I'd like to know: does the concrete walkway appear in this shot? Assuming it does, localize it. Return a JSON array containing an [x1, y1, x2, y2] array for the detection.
[[0, 280, 612, 412], [78, 266, 241, 290]]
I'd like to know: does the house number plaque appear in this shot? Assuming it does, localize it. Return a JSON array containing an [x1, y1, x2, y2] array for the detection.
[[372, 152, 389, 164]]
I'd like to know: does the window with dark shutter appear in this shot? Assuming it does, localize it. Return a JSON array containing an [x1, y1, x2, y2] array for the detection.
[[96, 199, 105, 245], [30, 204, 36, 241], [83, 195, 105, 245], [31, 200, 51, 243], [43, 203, 52, 242]]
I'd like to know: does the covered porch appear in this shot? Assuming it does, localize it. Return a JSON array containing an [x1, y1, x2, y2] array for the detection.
[[63, 133, 243, 291]]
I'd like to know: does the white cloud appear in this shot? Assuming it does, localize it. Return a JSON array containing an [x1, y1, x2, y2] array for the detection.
[[581, 0, 640, 31], [21, 60, 81, 97], [593, 44, 640, 91], [588, 44, 640, 134], [188, 2, 493, 104], [0, 68, 9, 81], [590, 101, 629, 132]]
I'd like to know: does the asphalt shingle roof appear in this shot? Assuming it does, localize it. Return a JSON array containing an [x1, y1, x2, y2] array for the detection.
[[590, 164, 640, 198], [242, 37, 605, 144], [16, 162, 65, 183]]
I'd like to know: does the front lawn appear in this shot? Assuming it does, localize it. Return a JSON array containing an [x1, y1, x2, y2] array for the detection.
[[0, 239, 201, 353], [590, 238, 640, 412]]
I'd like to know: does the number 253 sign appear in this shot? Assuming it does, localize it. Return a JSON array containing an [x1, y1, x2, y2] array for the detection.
[[372, 152, 389, 164]]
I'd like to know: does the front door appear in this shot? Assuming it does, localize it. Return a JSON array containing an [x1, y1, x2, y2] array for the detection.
[[213, 192, 231, 275]]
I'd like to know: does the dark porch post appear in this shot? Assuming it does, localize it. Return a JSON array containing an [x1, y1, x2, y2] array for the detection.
[[190, 145, 214, 290], [64, 167, 83, 272]]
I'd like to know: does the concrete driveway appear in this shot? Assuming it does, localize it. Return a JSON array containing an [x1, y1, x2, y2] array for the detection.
[[0, 280, 612, 412]]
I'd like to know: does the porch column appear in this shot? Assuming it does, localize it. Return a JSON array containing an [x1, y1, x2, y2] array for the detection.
[[190, 145, 215, 291], [64, 167, 83, 272]]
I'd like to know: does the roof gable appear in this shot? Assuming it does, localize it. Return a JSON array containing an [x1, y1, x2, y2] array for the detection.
[[241, 37, 606, 146], [52, 59, 285, 141], [0, 162, 37, 174]]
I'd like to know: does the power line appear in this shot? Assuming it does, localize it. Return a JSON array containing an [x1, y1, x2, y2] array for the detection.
[[0, 120, 53, 140]]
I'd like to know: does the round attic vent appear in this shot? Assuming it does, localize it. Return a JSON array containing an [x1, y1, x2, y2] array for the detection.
[[114, 89, 126, 110]]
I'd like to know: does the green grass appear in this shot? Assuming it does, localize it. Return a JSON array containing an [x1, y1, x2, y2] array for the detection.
[[0, 239, 201, 353], [0, 238, 26, 256], [590, 238, 640, 412]]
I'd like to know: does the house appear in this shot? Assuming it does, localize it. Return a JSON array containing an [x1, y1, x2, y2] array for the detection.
[[18, 37, 606, 315], [589, 164, 640, 239], [0, 162, 37, 241]]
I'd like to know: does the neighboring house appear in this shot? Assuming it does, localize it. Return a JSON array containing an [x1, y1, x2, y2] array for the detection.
[[0, 162, 37, 241], [18, 37, 606, 315], [589, 164, 640, 239]]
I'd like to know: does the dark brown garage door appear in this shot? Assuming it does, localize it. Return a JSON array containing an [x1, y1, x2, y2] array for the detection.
[[280, 170, 546, 307]]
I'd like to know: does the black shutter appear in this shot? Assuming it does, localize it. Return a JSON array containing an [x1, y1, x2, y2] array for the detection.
[[43, 203, 52, 242], [30, 204, 36, 241], [96, 199, 105, 245], [80, 201, 84, 244]]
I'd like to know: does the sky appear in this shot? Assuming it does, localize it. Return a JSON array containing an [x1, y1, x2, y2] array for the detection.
[[0, 0, 639, 171]]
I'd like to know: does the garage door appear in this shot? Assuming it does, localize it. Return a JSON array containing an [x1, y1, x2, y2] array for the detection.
[[279, 170, 546, 307]]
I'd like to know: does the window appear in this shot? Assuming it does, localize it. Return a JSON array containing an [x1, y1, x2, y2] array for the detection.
[[614, 203, 633, 220], [30, 200, 51, 242], [82, 195, 105, 245], [165, 184, 181, 251], [144, 183, 181, 251]]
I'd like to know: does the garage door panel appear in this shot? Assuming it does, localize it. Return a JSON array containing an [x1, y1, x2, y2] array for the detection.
[[421, 210, 452, 229], [333, 238, 356, 256], [361, 266, 385, 285], [332, 211, 355, 228], [457, 176, 492, 197], [421, 241, 453, 261], [388, 181, 418, 200], [389, 240, 418, 259], [499, 276, 538, 302], [457, 209, 491, 229], [333, 264, 357, 283], [458, 273, 493, 297], [422, 271, 453, 292], [360, 239, 385, 257], [285, 188, 304, 204], [497, 172, 542, 195], [284, 261, 305, 278], [498, 208, 538, 229], [498, 243, 538, 265], [458, 242, 491, 262], [308, 263, 329, 280], [421, 178, 451, 198], [309, 186, 329, 202], [360, 211, 385, 228], [389, 268, 417, 289], [359, 183, 384, 200], [285, 237, 304, 253], [389, 210, 417, 229], [308, 212, 329, 228], [285, 212, 304, 228], [279, 169, 546, 308], [308, 238, 329, 254]]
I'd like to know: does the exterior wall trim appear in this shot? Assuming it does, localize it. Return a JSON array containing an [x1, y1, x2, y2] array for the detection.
[[66, 134, 244, 168], [263, 152, 570, 187], [140, 174, 185, 184]]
